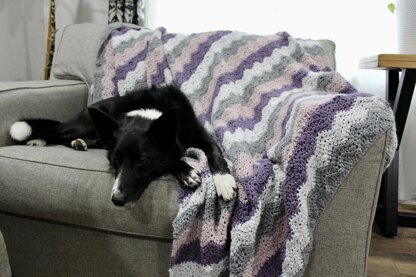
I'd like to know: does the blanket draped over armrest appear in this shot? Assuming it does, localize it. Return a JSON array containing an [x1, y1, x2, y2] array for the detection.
[[91, 23, 397, 277]]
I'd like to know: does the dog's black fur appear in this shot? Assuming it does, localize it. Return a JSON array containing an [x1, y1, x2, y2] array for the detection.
[[10, 86, 236, 206]]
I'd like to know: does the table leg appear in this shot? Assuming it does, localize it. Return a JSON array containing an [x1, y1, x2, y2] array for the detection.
[[386, 70, 399, 106], [377, 151, 398, 237], [393, 69, 416, 144], [377, 69, 416, 237]]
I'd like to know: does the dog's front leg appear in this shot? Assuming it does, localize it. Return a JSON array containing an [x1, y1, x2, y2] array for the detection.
[[204, 144, 237, 201], [171, 160, 201, 188]]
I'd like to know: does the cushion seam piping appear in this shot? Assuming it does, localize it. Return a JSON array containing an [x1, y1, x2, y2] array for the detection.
[[0, 154, 112, 174]]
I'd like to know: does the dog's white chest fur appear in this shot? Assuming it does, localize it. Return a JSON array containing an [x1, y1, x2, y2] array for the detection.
[[126, 109, 162, 120]]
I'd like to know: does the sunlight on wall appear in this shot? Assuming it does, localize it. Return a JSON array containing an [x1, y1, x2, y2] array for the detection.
[[147, 0, 279, 34]]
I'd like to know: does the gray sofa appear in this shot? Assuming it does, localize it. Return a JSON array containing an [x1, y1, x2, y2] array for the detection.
[[0, 23, 388, 277], [0, 231, 11, 276]]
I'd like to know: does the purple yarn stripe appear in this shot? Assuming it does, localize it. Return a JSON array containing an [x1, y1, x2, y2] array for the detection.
[[162, 33, 177, 44], [340, 81, 358, 94], [232, 157, 274, 226], [171, 239, 227, 266], [215, 69, 308, 142], [150, 57, 169, 86], [175, 31, 232, 86], [111, 27, 132, 37], [177, 183, 195, 203], [283, 94, 358, 239], [198, 33, 290, 123], [111, 44, 149, 96], [256, 248, 284, 277]]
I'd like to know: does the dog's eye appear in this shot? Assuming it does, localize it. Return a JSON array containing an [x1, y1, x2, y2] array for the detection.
[[135, 157, 148, 166]]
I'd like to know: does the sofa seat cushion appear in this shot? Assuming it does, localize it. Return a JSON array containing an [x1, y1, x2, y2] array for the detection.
[[0, 145, 179, 240]]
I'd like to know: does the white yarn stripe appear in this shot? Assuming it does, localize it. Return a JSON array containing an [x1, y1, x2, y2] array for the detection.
[[169, 259, 229, 277], [111, 29, 152, 49]]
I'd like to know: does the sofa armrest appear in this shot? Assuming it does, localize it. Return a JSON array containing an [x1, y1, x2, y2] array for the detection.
[[304, 133, 387, 276], [0, 80, 88, 146], [0, 230, 11, 277]]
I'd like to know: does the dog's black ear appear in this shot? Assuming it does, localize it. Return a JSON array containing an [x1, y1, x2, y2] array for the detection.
[[148, 108, 178, 152], [88, 107, 119, 148]]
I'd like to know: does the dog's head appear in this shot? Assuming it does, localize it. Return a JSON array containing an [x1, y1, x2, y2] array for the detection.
[[89, 107, 179, 207]]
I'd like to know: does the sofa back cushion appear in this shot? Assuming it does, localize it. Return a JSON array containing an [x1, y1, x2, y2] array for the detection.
[[51, 23, 106, 86], [51, 23, 336, 87]]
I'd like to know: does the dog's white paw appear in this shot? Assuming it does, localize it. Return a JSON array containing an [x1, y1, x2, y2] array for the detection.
[[26, 139, 46, 147], [213, 173, 237, 201], [182, 168, 201, 188], [71, 139, 88, 151]]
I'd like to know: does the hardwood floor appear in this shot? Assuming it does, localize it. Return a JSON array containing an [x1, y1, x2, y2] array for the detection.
[[368, 224, 416, 276]]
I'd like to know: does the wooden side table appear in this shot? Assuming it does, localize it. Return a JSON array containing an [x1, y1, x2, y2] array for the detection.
[[359, 54, 416, 237]]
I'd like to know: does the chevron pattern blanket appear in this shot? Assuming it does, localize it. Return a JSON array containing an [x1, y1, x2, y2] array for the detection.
[[91, 23, 397, 276]]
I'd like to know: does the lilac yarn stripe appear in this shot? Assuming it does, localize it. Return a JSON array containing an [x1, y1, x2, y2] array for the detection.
[[283, 94, 358, 239], [198, 33, 290, 123], [215, 69, 308, 142], [171, 239, 227, 266], [174, 31, 232, 86], [111, 44, 149, 96]]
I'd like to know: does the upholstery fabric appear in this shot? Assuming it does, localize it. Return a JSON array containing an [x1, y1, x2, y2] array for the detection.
[[0, 145, 178, 239], [0, 230, 11, 277], [52, 23, 107, 86], [0, 212, 171, 277], [304, 134, 387, 276], [0, 80, 88, 147]]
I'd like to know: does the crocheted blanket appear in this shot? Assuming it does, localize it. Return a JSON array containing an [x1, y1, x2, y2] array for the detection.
[[91, 24, 397, 276]]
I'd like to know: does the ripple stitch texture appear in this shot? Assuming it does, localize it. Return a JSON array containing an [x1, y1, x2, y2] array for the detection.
[[91, 24, 397, 277]]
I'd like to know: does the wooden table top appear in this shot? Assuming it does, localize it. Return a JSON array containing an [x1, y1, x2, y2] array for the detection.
[[359, 54, 416, 70]]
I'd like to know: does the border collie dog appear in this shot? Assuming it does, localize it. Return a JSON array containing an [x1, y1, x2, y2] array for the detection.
[[10, 86, 236, 206]]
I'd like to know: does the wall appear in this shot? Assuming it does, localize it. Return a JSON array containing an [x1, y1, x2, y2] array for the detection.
[[54, 0, 107, 30], [0, 0, 108, 82], [0, 0, 47, 81]]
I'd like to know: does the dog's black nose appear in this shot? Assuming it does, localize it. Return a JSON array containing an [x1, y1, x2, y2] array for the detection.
[[111, 195, 127, 206]]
